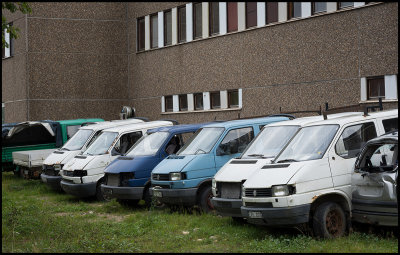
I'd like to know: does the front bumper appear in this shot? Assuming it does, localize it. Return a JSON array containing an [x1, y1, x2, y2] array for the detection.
[[100, 184, 144, 200], [241, 204, 311, 226], [40, 174, 62, 191], [60, 180, 97, 198], [211, 197, 242, 217], [149, 187, 197, 206]]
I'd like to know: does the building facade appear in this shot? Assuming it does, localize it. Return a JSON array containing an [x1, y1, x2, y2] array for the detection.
[[2, 2, 398, 124]]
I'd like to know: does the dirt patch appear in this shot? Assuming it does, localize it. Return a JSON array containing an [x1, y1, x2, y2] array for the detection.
[[87, 213, 128, 223]]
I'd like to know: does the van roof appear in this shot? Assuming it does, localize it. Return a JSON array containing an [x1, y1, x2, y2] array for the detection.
[[202, 116, 290, 129], [100, 120, 173, 133], [303, 109, 398, 127], [266, 112, 364, 127], [56, 118, 104, 125], [79, 118, 145, 131], [148, 122, 215, 134]]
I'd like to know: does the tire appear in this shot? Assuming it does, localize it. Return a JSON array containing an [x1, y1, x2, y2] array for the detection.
[[143, 187, 152, 208], [96, 179, 111, 201], [198, 186, 215, 213], [312, 202, 346, 238]]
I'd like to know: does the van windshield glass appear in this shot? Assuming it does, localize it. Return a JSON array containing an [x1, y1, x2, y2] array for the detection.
[[177, 127, 224, 155], [241, 126, 299, 159], [83, 131, 118, 155], [274, 125, 339, 163], [62, 129, 93, 151], [126, 132, 170, 156]]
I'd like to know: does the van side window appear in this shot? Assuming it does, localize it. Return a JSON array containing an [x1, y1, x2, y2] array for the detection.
[[217, 127, 254, 155], [66, 125, 80, 139], [335, 122, 377, 158], [382, 118, 398, 133], [117, 131, 143, 155]]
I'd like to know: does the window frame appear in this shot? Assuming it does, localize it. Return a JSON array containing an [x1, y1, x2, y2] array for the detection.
[[164, 95, 174, 112], [194, 93, 204, 110], [367, 76, 385, 100], [338, 2, 354, 10], [227, 2, 238, 32], [2, 22, 13, 59], [178, 5, 186, 43], [311, 2, 327, 15], [209, 2, 220, 36], [287, 2, 302, 20], [210, 91, 221, 109], [137, 17, 146, 52], [266, 2, 278, 24], [193, 2, 202, 39], [228, 89, 239, 108], [164, 9, 172, 46], [179, 94, 188, 111], [245, 2, 258, 29]]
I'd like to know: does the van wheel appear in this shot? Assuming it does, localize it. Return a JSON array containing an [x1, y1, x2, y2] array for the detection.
[[143, 187, 152, 208], [313, 202, 346, 238], [96, 179, 111, 201], [199, 186, 215, 213]]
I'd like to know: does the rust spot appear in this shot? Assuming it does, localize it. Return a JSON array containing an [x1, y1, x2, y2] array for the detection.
[[312, 195, 319, 201]]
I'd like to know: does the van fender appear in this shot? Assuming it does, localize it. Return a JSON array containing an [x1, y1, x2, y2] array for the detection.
[[195, 178, 213, 203], [309, 189, 352, 219]]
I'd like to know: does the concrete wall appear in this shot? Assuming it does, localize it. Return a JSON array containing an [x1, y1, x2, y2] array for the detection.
[[127, 2, 398, 124]]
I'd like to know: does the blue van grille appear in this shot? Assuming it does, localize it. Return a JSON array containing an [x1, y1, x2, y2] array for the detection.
[[245, 188, 272, 197], [152, 173, 170, 181]]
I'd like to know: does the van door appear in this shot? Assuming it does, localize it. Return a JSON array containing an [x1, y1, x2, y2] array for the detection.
[[214, 127, 254, 172], [352, 142, 398, 225], [328, 121, 378, 197]]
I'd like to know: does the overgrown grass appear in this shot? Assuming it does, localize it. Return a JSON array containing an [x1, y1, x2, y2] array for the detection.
[[2, 172, 398, 253]]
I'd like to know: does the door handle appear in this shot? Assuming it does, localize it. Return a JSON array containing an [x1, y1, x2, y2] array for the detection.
[[332, 156, 335, 160]]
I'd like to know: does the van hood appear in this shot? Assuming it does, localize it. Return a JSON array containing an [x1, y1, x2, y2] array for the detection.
[[104, 155, 161, 174], [152, 154, 200, 174], [214, 158, 273, 182], [243, 161, 308, 188], [63, 154, 109, 171], [43, 150, 79, 165]]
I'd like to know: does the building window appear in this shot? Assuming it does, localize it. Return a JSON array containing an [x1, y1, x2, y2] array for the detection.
[[209, 2, 219, 35], [193, 2, 202, 39], [2, 22, 13, 58], [165, 96, 173, 112], [227, 2, 238, 32], [137, 18, 145, 51], [164, 10, 172, 46], [194, 93, 203, 110], [246, 2, 257, 28], [178, 6, 186, 43], [287, 2, 302, 20], [367, 76, 385, 100], [266, 2, 278, 24], [150, 14, 158, 49], [228, 90, 239, 108], [312, 2, 327, 15], [210, 91, 221, 109], [179, 95, 188, 111], [338, 2, 354, 9]]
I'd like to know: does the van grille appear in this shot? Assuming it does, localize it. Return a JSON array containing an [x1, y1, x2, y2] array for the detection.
[[152, 173, 170, 181], [63, 170, 74, 177], [245, 188, 272, 197], [218, 182, 242, 199], [106, 174, 120, 186]]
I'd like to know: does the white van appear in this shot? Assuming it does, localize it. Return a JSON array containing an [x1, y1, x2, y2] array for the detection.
[[60, 120, 174, 200], [41, 118, 146, 191], [241, 109, 398, 238], [211, 113, 359, 221]]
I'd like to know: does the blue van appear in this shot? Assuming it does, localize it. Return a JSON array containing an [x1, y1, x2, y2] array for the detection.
[[100, 123, 209, 206], [150, 115, 292, 212]]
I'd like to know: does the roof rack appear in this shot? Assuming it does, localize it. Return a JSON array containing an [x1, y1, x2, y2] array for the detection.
[[322, 98, 383, 120], [235, 112, 296, 120]]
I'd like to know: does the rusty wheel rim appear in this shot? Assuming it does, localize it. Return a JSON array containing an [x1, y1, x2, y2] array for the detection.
[[326, 209, 344, 237]]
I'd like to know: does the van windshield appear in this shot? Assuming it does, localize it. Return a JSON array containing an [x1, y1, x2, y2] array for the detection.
[[274, 125, 339, 163], [126, 132, 170, 156], [177, 127, 224, 155], [241, 125, 299, 159], [83, 131, 118, 156], [61, 129, 93, 151]]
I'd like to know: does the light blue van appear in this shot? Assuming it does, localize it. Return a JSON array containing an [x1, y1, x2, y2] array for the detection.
[[150, 115, 292, 212]]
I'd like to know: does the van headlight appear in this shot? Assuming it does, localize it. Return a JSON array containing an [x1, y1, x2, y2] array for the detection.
[[242, 186, 246, 198], [271, 185, 293, 197], [170, 172, 182, 181], [212, 178, 216, 188]]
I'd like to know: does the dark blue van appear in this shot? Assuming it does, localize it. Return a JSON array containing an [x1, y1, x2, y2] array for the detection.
[[101, 123, 209, 206]]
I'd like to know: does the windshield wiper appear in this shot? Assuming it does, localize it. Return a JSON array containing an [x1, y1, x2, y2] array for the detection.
[[61, 148, 70, 151], [276, 159, 298, 163], [246, 154, 274, 159]]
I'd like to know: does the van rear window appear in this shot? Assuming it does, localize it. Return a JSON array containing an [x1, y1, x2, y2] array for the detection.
[[382, 118, 398, 133]]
